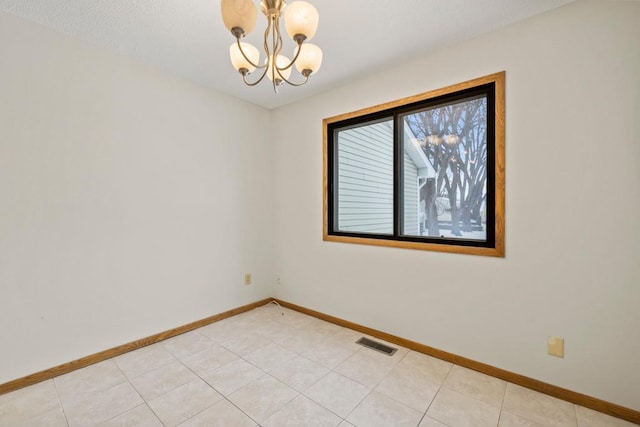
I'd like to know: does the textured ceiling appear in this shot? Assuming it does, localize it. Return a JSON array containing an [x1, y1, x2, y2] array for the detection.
[[0, 0, 573, 109]]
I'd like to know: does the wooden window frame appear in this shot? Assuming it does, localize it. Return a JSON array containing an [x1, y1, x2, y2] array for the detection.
[[322, 72, 505, 257]]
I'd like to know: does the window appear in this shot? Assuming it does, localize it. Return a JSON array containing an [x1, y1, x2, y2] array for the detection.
[[323, 72, 505, 256]]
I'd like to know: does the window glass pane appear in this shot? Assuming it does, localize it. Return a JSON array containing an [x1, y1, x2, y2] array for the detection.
[[336, 119, 394, 234], [401, 96, 488, 241]]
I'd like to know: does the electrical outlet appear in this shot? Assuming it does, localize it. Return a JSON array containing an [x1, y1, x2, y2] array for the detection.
[[547, 336, 564, 358], [275, 275, 281, 285], [244, 273, 252, 285]]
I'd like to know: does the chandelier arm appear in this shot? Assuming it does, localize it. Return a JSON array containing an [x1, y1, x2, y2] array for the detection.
[[275, 73, 310, 87], [235, 38, 263, 70], [241, 66, 270, 86], [273, 15, 284, 58], [272, 17, 293, 83], [263, 15, 273, 62], [271, 16, 310, 88], [270, 15, 282, 92], [278, 39, 304, 71], [275, 17, 305, 72]]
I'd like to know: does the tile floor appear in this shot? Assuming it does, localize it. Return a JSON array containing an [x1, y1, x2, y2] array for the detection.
[[0, 304, 637, 427]]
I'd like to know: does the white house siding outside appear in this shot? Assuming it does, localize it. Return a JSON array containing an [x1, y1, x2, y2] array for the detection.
[[336, 121, 426, 235], [403, 149, 420, 235]]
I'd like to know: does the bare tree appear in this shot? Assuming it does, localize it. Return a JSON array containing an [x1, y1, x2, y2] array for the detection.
[[406, 97, 487, 237]]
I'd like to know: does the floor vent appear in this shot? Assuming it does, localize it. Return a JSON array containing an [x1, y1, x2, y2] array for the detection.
[[355, 337, 398, 356]]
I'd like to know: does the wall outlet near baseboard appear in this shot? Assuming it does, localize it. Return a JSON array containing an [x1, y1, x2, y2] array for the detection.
[[547, 336, 564, 358], [244, 273, 252, 285]]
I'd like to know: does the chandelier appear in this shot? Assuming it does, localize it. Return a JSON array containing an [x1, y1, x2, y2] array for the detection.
[[221, 0, 323, 92]]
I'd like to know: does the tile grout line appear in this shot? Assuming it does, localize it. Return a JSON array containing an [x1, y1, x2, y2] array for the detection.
[[194, 318, 302, 426], [170, 354, 238, 426], [50, 378, 71, 427], [328, 346, 370, 422], [289, 315, 410, 424], [339, 371, 374, 424], [55, 367, 142, 427], [191, 359, 262, 427], [110, 353, 164, 426], [438, 367, 508, 410], [496, 373, 509, 427], [423, 386, 445, 426], [203, 359, 267, 424], [420, 362, 455, 425], [245, 310, 353, 425], [187, 320, 288, 426], [341, 348, 434, 423]]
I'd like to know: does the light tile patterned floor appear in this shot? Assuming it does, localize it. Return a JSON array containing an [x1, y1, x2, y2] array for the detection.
[[0, 304, 637, 427]]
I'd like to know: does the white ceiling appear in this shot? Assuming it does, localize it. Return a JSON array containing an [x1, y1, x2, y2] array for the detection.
[[0, 0, 573, 109]]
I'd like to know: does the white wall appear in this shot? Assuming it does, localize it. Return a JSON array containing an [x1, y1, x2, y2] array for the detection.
[[0, 11, 274, 384], [272, 1, 640, 411]]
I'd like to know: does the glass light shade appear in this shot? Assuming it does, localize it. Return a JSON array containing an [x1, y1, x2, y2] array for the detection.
[[229, 42, 259, 72], [266, 55, 292, 81], [221, 0, 258, 36], [444, 135, 459, 145], [284, 1, 319, 41], [294, 43, 322, 74], [426, 135, 442, 145]]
